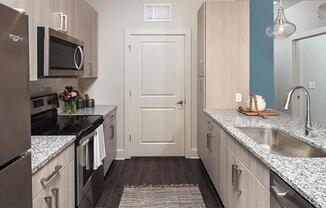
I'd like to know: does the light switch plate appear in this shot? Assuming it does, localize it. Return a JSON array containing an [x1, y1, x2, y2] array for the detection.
[[308, 81, 316, 89], [236, 93, 242, 103]]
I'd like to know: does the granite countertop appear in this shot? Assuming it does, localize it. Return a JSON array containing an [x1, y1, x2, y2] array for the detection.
[[205, 109, 326, 208], [58, 105, 117, 117], [31, 136, 76, 174]]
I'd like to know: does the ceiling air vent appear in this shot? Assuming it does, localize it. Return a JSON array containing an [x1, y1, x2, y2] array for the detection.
[[144, 3, 171, 22]]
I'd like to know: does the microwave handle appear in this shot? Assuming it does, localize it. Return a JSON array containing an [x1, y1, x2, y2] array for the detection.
[[74, 46, 84, 70]]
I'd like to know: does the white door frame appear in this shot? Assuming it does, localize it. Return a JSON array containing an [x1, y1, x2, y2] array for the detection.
[[124, 29, 192, 159]]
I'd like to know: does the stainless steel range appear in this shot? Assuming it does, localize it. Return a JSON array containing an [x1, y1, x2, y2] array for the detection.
[[31, 94, 104, 208]]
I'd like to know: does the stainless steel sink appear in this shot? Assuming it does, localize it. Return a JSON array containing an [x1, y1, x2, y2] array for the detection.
[[238, 127, 326, 158]]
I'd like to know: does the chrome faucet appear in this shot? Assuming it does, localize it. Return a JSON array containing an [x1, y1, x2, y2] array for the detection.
[[283, 86, 312, 136]]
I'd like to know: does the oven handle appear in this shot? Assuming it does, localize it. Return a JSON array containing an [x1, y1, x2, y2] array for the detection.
[[79, 131, 97, 146], [74, 46, 84, 70]]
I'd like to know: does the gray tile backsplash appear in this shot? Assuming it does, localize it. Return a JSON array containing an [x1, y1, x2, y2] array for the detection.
[[30, 78, 79, 97]]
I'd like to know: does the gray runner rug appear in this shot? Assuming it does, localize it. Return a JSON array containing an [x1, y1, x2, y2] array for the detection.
[[118, 184, 206, 208]]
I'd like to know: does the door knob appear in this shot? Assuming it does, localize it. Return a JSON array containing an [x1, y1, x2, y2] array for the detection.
[[176, 100, 184, 105]]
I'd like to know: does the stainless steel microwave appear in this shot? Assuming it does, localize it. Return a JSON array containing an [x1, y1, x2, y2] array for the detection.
[[37, 27, 84, 78]]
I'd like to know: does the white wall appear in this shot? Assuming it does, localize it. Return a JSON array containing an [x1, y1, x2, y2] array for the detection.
[[298, 35, 326, 126], [81, 0, 210, 158], [274, 1, 326, 111]]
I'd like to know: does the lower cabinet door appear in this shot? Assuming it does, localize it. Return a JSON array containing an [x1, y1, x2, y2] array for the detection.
[[32, 187, 54, 208], [219, 129, 229, 205], [227, 149, 270, 208], [33, 161, 75, 208], [56, 161, 75, 208]]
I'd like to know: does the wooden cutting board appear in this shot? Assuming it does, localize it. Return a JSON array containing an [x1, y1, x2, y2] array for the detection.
[[238, 108, 280, 119]]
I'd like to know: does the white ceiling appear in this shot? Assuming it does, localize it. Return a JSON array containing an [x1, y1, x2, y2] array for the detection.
[[274, 0, 303, 14]]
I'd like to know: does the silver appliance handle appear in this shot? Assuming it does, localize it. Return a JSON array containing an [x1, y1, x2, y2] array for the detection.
[[40, 165, 62, 187], [63, 14, 68, 32], [110, 125, 115, 140], [55, 12, 64, 31], [79, 131, 97, 146], [74, 46, 84, 70]]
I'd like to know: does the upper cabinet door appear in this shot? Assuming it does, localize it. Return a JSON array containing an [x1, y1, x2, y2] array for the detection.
[[89, 6, 98, 77], [79, 2, 98, 78], [197, 2, 206, 77]]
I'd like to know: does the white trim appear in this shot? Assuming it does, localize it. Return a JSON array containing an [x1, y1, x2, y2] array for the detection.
[[124, 29, 192, 159], [291, 26, 326, 41], [115, 149, 126, 160]]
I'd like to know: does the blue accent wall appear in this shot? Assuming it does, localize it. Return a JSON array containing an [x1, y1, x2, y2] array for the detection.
[[250, 0, 274, 107]]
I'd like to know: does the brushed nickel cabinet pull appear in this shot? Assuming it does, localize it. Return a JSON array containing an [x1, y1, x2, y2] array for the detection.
[[232, 164, 242, 194], [52, 188, 59, 208], [44, 196, 53, 208], [40, 165, 62, 187], [110, 125, 115, 140]]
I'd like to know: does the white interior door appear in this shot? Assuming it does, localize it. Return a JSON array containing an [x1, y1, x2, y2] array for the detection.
[[127, 34, 186, 157]]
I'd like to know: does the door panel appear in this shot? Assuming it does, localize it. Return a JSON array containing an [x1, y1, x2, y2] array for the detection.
[[129, 35, 185, 156], [0, 154, 32, 208], [0, 5, 30, 165]]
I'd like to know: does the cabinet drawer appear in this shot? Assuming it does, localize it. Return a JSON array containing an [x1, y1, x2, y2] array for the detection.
[[32, 144, 74, 199], [227, 132, 270, 190]]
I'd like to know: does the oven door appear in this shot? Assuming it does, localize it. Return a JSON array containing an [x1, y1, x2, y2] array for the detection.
[[76, 131, 97, 205]]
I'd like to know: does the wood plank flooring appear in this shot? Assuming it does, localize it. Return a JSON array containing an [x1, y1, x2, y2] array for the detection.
[[96, 157, 224, 208]]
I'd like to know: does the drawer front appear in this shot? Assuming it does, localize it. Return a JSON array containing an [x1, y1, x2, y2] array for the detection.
[[32, 144, 74, 199], [227, 131, 270, 190]]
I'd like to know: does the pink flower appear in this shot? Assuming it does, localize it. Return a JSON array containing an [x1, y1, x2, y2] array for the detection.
[[71, 92, 78, 97]]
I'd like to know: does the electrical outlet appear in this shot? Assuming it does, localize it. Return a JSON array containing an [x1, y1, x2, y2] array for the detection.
[[236, 93, 242, 103]]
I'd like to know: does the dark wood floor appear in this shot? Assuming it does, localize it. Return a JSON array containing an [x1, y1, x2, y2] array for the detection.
[[96, 157, 224, 208]]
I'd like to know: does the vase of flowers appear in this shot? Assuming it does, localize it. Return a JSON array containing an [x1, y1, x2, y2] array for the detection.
[[59, 86, 83, 114]]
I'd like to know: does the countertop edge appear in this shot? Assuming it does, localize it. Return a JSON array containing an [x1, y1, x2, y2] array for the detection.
[[31, 136, 76, 174]]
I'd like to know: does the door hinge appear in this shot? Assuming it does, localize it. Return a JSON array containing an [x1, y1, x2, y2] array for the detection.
[[128, 45, 131, 52], [129, 135, 132, 142]]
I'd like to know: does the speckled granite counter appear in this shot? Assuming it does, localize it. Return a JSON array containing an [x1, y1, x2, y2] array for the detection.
[[58, 105, 117, 117], [31, 136, 76, 174], [205, 109, 326, 208]]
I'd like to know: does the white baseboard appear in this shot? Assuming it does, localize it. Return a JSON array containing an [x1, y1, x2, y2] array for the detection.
[[115, 149, 126, 160], [115, 148, 198, 159], [186, 148, 199, 159]]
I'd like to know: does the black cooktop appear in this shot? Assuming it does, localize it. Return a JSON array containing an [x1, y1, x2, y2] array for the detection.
[[31, 112, 103, 138]]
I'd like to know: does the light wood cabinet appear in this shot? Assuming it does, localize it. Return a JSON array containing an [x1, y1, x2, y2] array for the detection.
[[103, 111, 117, 176], [32, 144, 75, 208], [79, 1, 98, 78], [197, 3, 205, 77], [197, 2, 249, 200], [200, 114, 270, 208], [197, 1, 249, 109], [227, 148, 270, 208], [218, 127, 229, 203]]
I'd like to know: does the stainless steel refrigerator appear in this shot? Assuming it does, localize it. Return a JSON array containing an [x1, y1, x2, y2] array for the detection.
[[0, 4, 32, 208]]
